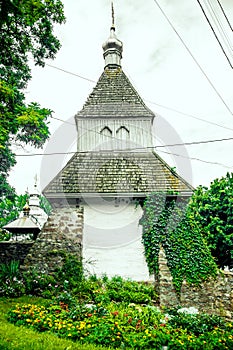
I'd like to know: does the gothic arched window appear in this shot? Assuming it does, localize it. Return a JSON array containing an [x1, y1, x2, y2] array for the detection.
[[100, 126, 112, 137], [100, 126, 112, 150], [116, 126, 129, 140]]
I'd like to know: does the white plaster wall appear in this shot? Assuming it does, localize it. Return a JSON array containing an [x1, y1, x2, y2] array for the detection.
[[82, 198, 153, 281]]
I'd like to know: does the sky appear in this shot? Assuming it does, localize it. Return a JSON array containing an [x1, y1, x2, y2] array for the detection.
[[9, 0, 233, 194]]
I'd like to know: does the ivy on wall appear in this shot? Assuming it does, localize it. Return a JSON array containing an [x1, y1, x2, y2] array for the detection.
[[140, 193, 218, 293]]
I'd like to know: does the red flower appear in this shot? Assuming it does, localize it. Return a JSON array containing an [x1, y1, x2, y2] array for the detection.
[[112, 311, 119, 316]]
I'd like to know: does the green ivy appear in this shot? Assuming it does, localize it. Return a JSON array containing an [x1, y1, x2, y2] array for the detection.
[[140, 192, 218, 293]]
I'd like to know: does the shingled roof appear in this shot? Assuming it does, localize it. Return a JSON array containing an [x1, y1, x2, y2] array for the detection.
[[43, 151, 193, 197], [75, 67, 155, 118]]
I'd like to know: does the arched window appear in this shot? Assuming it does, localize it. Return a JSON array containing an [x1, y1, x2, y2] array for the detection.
[[116, 126, 130, 149], [116, 126, 129, 140], [100, 126, 112, 150], [100, 126, 112, 137]]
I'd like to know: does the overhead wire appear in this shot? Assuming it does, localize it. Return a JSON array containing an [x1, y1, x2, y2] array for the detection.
[[207, 0, 233, 51], [14, 135, 233, 155], [196, 0, 233, 68], [21, 5, 233, 170], [153, 0, 233, 115], [217, 0, 233, 32], [157, 149, 232, 169], [146, 100, 233, 132], [45, 63, 96, 83], [49, 115, 233, 148], [46, 65, 233, 132]]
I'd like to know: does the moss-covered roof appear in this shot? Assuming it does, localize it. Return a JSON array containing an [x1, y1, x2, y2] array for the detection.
[[75, 67, 155, 118], [43, 151, 193, 197]]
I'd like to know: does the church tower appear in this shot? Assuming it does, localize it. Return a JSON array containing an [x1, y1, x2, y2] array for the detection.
[[43, 5, 193, 280]]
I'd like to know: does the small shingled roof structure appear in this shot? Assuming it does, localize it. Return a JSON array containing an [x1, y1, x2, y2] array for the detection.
[[3, 205, 40, 236]]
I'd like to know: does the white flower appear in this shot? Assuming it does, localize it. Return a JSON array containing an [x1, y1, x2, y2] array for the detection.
[[177, 307, 199, 315]]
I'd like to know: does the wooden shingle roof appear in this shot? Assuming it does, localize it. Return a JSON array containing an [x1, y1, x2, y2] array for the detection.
[[43, 151, 193, 197], [75, 67, 155, 118]]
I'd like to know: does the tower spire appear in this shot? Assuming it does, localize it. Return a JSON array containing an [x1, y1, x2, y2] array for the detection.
[[102, 2, 123, 68], [111, 2, 115, 29]]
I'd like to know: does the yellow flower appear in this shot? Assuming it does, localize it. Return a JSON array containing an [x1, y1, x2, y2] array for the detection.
[[68, 333, 72, 337]]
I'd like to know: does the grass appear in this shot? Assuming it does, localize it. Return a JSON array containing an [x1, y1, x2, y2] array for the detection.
[[0, 297, 115, 350]]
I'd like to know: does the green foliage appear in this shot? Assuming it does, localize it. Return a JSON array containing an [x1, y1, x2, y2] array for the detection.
[[72, 275, 158, 306], [39, 195, 52, 215], [0, 254, 84, 298], [140, 193, 218, 292], [189, 173, 233, 268], [105, 276, 156, 304], [0, 194, 28, 236], [0, 0, 65, 197], [22, 268, 57, 298], [7, 300, 233, 349], [56, 254, 84, 289], [0, 260, 25, 297], [0, 260, 20, 279], [0, 298, 110, 350], [169, 311, 227, 336]]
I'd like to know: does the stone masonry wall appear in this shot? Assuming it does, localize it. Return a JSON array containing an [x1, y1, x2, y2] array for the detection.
[[23, 206, 84, 274], [0, 242, 34, 264], [159, 247, 233, 319]]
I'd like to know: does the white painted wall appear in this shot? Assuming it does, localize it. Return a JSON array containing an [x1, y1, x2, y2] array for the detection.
[[82, 198, 153, 281]]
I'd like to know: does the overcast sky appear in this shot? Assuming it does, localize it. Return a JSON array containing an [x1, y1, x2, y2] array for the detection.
[[9, 0, 233, 194]]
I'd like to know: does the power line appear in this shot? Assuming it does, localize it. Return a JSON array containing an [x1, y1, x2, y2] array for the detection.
[[45, 63, 96, 83], [196, 0, 233, 68], [157, 149, 232, 169], [46, 64, 233, 132], [153, 0, 233, 116], [49, 115, 233, 149], [208, 0, 233, 51], [14, 135, 233, 157], [217, 0, 233, 32], [146, 100, 233, 132], [51, 115, 75, 126]]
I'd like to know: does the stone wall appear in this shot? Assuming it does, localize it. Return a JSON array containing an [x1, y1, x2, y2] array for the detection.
[[0, 242, 34, 264], [23, 205, 84, 274], [158, 247, 233, 318]]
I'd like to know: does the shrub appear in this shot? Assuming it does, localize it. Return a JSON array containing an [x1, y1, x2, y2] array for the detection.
[[22, 268, 57, 297], [0, 260, 25, 297]]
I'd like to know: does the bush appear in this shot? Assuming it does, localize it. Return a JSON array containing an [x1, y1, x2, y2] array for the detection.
[[22, 268, 57, 298], [55, 254, 84, 288], [106, 277, 156, 304], [0, 260, 25, 297]]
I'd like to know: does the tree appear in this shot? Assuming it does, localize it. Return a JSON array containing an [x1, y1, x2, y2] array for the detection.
[[189, 173, 233, 269], [0, 193, 28, 240], [0, 0, 65, 197]]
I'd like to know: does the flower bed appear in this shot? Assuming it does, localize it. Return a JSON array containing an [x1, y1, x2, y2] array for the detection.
[[8, 301, 233, 349]]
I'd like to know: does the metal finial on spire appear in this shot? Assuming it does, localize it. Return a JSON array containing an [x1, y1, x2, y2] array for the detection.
[[34, 173, 38, 188], [111, 2, 115, 30], [102, 2, 123, 68]]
